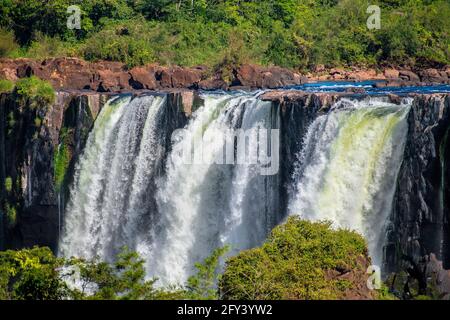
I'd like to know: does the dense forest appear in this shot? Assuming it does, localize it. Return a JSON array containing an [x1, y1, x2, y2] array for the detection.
[[0, 0, 449, 70]]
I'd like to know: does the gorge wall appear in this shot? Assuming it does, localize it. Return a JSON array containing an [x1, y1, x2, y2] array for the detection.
[[386, 94, 450, 271], [1, 89, 450, 278]]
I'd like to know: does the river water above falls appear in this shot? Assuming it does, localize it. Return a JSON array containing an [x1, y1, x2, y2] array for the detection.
[[59, 88, 413, 285]]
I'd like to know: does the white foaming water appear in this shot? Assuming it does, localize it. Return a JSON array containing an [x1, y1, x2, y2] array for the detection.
[[60, 92, 280, 286], [288, 98, 410, 265], [59, 95, 166, 260], [147, 93, 280, 285]]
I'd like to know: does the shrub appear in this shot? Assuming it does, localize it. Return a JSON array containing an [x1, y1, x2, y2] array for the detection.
[[25, 33, 80, 59], [0, 247, 68, 300], [82, 19, 154, 67], [185, 246, 229, 300], [0, 28, 19, 57], [219, 217, 370, 300], [0, 79, 14, 93], [4, 176, 13, 193], [15, 76, 55, 108]]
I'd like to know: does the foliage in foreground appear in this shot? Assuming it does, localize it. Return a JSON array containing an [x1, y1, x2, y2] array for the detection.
[[0, 245, 228, 300], [219, 217, 370, 300], [0, 0, 449, 69]]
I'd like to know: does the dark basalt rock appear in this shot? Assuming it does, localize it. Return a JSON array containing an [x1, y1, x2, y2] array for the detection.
[[385, 94, 450, 272], [0, 92, 109, 251], [261, 91, 339, 219]]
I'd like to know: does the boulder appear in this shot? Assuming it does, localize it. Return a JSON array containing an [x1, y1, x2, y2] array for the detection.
[[345, 87, 367, 94], [235, 64, 303, 88], [384, 68, 400, 79], [95, 69, 131, 92], [235, 64, 261, 87], [314, 64, 326, 73], [388, 93, 402, 104], [198, 78, 228, 90], [170, 67, 202, 89], [41, 58, 93, 89], [399, 70, 420, 81], [420, 68, 447, 83], [347, 69, 384, 81], [129, 66, 158, 90]]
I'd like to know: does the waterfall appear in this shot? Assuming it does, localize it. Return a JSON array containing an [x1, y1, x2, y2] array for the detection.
[[60, 91, 411, 286], [59, 92, 281, 285], [147, 92, 280, 285], [59, 94, 167, 260], [288, 98, 410, 266]]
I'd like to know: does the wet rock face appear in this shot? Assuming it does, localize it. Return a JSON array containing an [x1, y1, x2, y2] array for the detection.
[[385, 94, 450, 272], [261, 91, 339, 218], [0, 92, 109, 250]]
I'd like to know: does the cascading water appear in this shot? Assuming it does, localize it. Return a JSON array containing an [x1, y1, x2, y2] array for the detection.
[[60, 92, 281, 285], [60, 90, 411, 286], [147, 93, 280, 285], [288, 98, 410, 266], [59, 94, 167, 260]]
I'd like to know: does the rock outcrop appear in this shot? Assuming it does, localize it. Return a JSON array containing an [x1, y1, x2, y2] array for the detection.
[[0, 91, 110, 250], [2, 58, 449, 92], [0, 58, 306, 91]]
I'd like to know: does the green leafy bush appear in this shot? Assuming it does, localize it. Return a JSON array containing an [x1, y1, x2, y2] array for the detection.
[[0, 79, 14, 93], [185, 246, 229, 300], [219, 217, 369, 300], [0, 28, 19, 57], [24, 33, 80, 59], [82, 19, 154, 67], [0, 247, 68, 300], [15, 76, 55, 107]]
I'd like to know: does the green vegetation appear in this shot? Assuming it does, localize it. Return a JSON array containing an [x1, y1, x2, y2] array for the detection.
[[34, 116, 42, 128], [185, 246, 229, 300], [15, 76, 55, 107], [219, 217, 369, 300], [53, 142, 71, 191], [0, 0, 448, 69], [0, 245, 229, 300], [0, 28, 19, 58], [0, 79, 14, 93], [6, 112, 15, 130], [0, 247, 67, 300], [4, 177, 12, 193], [4, 203, 17, 228], [0, 218, 420, 300]]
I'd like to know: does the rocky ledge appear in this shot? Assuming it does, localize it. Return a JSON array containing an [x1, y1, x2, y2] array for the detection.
[[1, 58, 449, 92]]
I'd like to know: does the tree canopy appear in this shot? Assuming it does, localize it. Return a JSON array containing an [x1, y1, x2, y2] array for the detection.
[[0, 0, 448, 69]]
